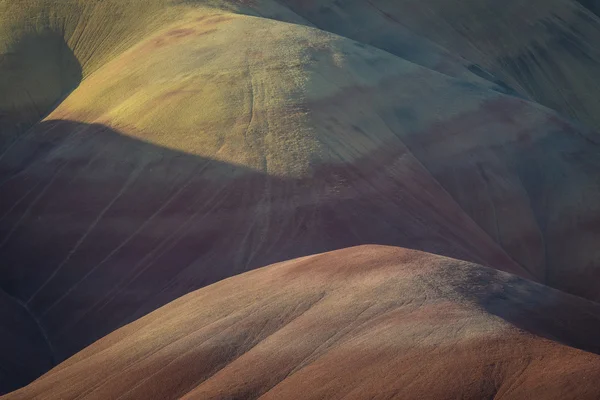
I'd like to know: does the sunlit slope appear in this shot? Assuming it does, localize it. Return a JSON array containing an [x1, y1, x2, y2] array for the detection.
[[2, 10, 600, 371], [0, 0, 290, 149], [6, 246, 600, 400], [0, 0, 170, 148], [1, 0, 543, 151], [277, 0, 600, 130]]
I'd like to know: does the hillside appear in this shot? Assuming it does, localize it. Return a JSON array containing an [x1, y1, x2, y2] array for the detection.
[[5, 246, 600, 399], [2, 0, 600, 394], [278, 0, 600, 130]]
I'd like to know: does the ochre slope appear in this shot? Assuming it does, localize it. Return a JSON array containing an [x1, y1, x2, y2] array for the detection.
[[5, 246, 600, 400], [0, 0, 295, 146], [2, 8, 600, 381]]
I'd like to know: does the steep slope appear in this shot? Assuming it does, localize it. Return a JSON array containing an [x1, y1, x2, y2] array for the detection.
[[5, 246, 600, 400]]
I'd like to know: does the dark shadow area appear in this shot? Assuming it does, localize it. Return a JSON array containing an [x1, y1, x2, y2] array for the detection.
[[0, 289, 54, 395], [0, 119, 521, 391], [466, 63, 524, 98], [0, 28, 82, 153], [577, 0, 600, 17], [445, 264, 600, 357]]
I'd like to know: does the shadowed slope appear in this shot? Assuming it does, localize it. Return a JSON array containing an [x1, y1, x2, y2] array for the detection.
[[5, 246, 600, 400], [0, 290, 53, 394], [277, 0, 600, 130], [0, 119, 523, 366], [0, 28, 81, 149], [577, 0, 600, 16]]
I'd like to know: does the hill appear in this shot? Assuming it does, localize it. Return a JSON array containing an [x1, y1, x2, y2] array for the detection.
[[277, 0, 600, 130], [2, 0, 600, 393], [5, 246, 600, 399]]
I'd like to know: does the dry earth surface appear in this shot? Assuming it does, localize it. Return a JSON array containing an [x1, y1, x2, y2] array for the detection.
[[1, 0, 600, 397], [5, 246, 600, 399]]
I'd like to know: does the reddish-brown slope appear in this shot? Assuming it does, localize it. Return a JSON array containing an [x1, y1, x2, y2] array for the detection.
[[5, 246, 600, 400]]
